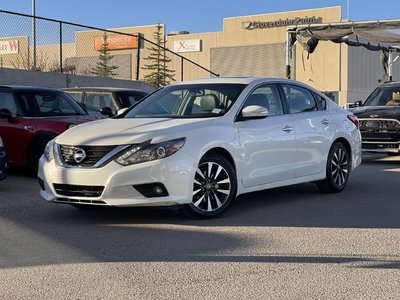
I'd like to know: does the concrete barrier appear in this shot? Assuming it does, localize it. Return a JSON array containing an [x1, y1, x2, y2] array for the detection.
[[0, 68, 156, 92]]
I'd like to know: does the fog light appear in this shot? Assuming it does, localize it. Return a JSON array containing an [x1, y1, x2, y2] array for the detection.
[[38, 178, 45, 191], [134, 183, 169, 198]]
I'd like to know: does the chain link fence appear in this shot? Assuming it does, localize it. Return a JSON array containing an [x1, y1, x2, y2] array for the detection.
[[0, 10, 218, 83]]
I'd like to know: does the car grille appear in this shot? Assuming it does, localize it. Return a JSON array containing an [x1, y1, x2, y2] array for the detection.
[[54, 198, 108, 205], [53, 183, 104, 197], [59, 145, 115, 167]]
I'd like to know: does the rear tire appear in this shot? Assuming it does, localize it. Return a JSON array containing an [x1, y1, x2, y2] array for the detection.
[[183, 153, 237, 219], [316, 142, 350, 193]]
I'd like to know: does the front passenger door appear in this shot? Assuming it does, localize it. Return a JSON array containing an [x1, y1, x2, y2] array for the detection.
[[237, 84, 297, 188]]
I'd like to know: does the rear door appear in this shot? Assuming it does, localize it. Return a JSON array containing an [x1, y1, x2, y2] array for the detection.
[[280, 84, 334, 177]]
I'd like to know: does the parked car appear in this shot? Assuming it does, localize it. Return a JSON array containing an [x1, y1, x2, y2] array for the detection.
[[0, 86, 96, 171], [352, 81, 400, 155], [63, 87, 149, 118], [0, 136, 7, 181], [38, 77, 361, 218]]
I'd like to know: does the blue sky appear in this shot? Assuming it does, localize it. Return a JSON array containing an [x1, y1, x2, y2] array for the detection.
[[1, 0, 399, 34]]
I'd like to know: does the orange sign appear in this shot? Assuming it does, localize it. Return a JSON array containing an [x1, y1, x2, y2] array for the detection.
[[95, 34, 138, 50]]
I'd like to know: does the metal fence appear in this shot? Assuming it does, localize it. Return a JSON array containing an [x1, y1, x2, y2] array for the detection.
[[0, 10, 218, 83]]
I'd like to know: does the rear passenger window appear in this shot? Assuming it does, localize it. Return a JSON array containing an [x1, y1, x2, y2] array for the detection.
[[0, 92, 17, 116], [282, 85, 318, 113], [313, 93, 327, 110]]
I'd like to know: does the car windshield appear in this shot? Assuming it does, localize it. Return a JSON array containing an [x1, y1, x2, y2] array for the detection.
[[364, 86, 400, 107], [117, 91, 149, 107], [124, 83, 246, 119], [15, 91, 87, 117]]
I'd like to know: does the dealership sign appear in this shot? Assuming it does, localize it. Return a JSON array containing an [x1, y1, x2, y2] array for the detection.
[[173, 39, 201, 53], [95, 34, 138, 50], [0, 40, 19, 55], [242, 16, 323, 30]]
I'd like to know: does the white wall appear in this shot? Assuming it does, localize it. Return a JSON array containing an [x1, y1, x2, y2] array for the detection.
[[347, 46, 400, 102]]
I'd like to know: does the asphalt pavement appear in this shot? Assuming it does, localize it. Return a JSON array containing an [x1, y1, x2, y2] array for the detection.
[[1, 154, 400, 299]]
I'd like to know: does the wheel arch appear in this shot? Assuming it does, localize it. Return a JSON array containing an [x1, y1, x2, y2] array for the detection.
[[203, 147, 237, 174], [332, 137, 352, 168], [26, 131, 57, 166]]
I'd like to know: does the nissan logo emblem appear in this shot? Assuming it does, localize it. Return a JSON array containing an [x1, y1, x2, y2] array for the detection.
[[73, 148, 86, 163]]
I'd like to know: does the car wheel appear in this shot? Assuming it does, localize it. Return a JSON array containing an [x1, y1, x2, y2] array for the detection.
[[184, 153, 237, 219], [316, 142, 350, 193]]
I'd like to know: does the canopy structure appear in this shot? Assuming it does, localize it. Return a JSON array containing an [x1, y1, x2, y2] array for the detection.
[[285, 19, 400, 80]]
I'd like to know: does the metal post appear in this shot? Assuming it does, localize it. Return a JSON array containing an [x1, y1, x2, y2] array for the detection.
[[285, 31, 292, 79], [59, 22, 63, 73], [388, 50, 393, 81], [136, 34, 141, 81], [181, 57, 184, 81], [32, 0, 36, 70]]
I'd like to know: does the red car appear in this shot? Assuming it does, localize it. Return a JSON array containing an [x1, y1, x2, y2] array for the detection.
[[0, 86, 95, 170]]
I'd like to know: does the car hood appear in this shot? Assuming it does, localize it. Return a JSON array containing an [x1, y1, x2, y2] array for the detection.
[[55, 117, 217, 146], [351, 106, 400, 119]]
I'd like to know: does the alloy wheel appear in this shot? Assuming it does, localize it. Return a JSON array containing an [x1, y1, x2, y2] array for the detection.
[[331, 147, 349, 187], [192, 161, 231, 212]]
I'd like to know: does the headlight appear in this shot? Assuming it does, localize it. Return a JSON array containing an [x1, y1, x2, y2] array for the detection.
[[115, 138, 186, 166], [44, 140, 54, 162]]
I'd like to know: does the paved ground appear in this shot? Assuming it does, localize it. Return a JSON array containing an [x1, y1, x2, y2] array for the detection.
[[1, 154, 400, 299]]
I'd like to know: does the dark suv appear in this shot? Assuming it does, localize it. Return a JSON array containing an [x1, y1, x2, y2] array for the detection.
[[64, 87, 149, 118], [0, 86, 95, 170], [352, 81, 400, 155]]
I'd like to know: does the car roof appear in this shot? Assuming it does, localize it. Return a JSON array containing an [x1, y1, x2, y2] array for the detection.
[[169, 76, 306, 86], [0, 85, 62, 92], [379, 81, 400, 88], [63, 87, 147, 92]]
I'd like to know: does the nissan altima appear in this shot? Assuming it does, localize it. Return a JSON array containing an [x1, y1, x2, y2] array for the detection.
[[38, 77, 362, 218]]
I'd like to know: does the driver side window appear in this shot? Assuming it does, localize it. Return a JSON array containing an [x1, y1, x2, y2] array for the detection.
[[0, 92, 17, 116], [243, 85, 283, 116]]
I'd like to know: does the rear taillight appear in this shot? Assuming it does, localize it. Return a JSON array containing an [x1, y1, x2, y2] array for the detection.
[[347, 115, 359, 129]]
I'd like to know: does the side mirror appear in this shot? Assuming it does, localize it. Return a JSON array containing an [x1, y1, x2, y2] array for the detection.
[[100, 106, 114, 117], [241, 105, 269, 120], [0, 108, 15, 122]]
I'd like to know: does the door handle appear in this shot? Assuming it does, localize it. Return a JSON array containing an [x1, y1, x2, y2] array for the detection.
[[321, 119, 330, 126], [282, 125, 293, 132]]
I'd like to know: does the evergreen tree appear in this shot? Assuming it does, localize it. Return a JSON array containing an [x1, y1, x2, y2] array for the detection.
[[142, 23, 175, 88], [92, 32, 118, 77]]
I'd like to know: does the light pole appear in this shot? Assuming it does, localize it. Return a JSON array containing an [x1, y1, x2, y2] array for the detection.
[[32, 0, 36, 69], [347, 0, 350, 20]]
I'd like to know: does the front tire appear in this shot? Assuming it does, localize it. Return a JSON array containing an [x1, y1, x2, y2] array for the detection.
[[184, 153, 237, 219], [316, 142, 350, 193]]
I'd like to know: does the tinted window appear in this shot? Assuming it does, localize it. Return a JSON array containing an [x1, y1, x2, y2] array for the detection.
[[66, 92, 82, 102], [125, 84, 246, 119], [15, 91, 86, 117], [0, 92, 17, 116], [243, 85, 283, 116], [85, 93, 116, 114], [313, 92, 327, 110], [282, 85, 318, 113], [364, 86, 400, 106], [116, 91, 148, 107]]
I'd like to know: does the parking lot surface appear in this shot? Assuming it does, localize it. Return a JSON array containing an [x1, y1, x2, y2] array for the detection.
[[1, 154, 400, 299]]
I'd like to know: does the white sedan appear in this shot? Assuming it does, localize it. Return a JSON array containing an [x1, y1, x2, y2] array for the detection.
[[38, 77, 362, 218]]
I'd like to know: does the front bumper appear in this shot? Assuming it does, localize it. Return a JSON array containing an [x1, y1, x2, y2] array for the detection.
[[38, 151, 197, 207]]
